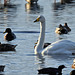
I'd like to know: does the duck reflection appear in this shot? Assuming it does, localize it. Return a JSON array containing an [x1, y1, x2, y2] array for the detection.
[[53, 0, 74, 10], [25, 3, 43, 14], [52, 0, 65, 10]]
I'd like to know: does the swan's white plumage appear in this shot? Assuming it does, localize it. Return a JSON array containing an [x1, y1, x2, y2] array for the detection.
[[34, 15, 75, 55], [42, 40, 75, 55]]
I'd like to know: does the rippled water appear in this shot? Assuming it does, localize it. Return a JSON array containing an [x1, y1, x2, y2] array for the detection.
[[0, 0, 75, 75]]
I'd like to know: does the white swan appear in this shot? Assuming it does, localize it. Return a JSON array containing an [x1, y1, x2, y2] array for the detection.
[[34, 15, 75, 55]]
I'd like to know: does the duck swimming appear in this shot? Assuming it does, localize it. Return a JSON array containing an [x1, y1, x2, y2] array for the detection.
[[3, 28, 16, 41], [70, 70, 75, 75], [55, 24, 68, 34], [64, 23, 71, 32], [38, 65, 66, 75], [0, 65, 5, 72], [0, 42, 17, 52], [55, 23, 71, 35], [72, 59, 75, 69], [34, 15, 75, 55], [34, 40, 51, 48]]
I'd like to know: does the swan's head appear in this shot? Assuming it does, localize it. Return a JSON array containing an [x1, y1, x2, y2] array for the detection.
[[34, 15, 45, 23]]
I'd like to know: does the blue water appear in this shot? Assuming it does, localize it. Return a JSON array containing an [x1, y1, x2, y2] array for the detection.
[[0, 0, 75, 75]]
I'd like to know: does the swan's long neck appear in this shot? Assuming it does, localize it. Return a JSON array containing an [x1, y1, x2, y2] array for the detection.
[[35, 21, 45, 54]]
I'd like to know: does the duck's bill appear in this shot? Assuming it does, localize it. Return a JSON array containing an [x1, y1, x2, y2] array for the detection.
[[3, 31, 6, 34]]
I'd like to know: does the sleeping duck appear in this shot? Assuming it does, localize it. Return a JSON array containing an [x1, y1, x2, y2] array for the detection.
[[3, 28, 16, 41], [38, 65, 66, 75], [0, 42, 17, 52], [55, 24, 68, 34]]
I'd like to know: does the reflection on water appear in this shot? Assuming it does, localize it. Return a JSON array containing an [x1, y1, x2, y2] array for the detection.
[[55, 33, 68, 40], [25, 3, 43, 14], [47, 54, 74, 61], [0, 3, 17, 27], [35, 54, 45, 69], [0, 0, 74, 75], [35, 54, 74, 68], [52, 2, 65, 10]]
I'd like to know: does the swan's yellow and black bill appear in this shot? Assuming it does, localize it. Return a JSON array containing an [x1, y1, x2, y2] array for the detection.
[[34, 18, 40, 22]]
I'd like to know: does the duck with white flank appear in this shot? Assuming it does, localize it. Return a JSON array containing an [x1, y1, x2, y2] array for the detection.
[[3, 28, 16, 41], [72, 59, 75, 69], [55, 24, 68, 34], [34, 15, 75, 55], [55, 23, 71, 35], [38, 65, 66, 75]]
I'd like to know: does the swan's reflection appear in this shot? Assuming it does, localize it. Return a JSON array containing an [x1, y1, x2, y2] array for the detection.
[[47, 54, 75, 62], [35, 54, 45, 69], [25, 3, 43, 14]]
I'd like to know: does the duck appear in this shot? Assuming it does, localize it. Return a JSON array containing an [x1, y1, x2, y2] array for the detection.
[[34, 40, 51, 48], [3, 28, 16, 41], [34, 15, 75, 55], [0, 42, 17, 52], [38, 65, 66, 75], [64, 23, 71, 32], [34, 43, 51, 49], [55, 24, 68, 34], [70, 70, 75, 75], [72, 59, 75, 69], [26, 0, 38, 4], [0, 65, 5, 72]]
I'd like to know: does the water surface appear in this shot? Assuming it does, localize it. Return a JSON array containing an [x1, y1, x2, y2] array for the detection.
[[0, 0, 75, 75]]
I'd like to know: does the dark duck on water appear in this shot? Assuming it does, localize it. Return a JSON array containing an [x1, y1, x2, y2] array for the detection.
[[38, 65, 66, 75], [3, 28, 16, 41], [0, 42, 17, 52]]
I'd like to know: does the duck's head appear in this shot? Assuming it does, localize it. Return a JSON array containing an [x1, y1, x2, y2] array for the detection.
[[3, 28, 12, 33], [59, 24, 63, 28], [34, 15, 45, 23], [64, 23, 68, 26], [58, 65, 66, 69]]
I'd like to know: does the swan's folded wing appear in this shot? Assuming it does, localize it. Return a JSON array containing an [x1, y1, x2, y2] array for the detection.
[[42, 40, 75, 55]]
